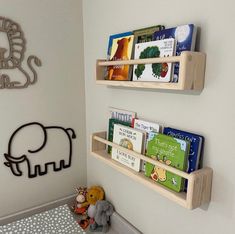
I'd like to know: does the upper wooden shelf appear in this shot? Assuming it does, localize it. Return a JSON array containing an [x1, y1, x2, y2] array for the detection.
[[96, 51, 206, 91], [91, 131, 213, 210]]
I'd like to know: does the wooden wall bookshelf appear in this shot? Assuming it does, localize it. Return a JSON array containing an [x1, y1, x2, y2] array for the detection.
[[96, 51, 206, 91], [91, 131, 213, 210]]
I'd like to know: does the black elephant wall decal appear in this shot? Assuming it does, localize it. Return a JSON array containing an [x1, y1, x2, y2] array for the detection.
[[3, 122, 76, 178], [0, 16, 41, 89]]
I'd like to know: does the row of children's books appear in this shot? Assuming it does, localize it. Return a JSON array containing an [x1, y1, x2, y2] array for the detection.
[[107, 107, 204, 193], [105, 24, 197, 83]]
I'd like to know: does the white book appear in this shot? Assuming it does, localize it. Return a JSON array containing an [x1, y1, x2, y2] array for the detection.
[[132, 38, 175, 82], [111, 124, 144, 172], [109, 107, 136, 124], [134, 118, 161, 171]]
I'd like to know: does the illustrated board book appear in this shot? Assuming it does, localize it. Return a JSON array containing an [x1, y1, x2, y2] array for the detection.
[[109, 107, 136, 126], [163, 127, 204, 190], [112, 124, 145, 172], [133, 25, 165, 46], [134, 118, 162, 171], [132, 38, 175, 82], [107, 118, 131, 154], [154, 24, 197, 82], [105, 32, 134, 81], [145, 132, 189, 192]]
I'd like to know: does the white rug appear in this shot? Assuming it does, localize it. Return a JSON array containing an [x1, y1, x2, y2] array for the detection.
[[0, 204, 86, 234]]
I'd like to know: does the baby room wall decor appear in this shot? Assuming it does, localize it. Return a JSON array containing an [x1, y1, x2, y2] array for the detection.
[[3, 122, 76, 178], [0, 16, 42, 89]]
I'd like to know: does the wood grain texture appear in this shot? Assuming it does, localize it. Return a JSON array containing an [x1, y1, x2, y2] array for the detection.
[[91, 131, 213, 210]]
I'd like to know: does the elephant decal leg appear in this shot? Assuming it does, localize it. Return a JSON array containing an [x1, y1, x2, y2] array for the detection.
[[3, 122, 76, 178]]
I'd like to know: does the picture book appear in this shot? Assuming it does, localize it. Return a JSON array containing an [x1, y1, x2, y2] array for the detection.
[[107, 118, 131, 154], [163, 127, 204, 190], [105, 33, 134, 81], [112, 124, 145, 172], [133, 25, 165, 45], [134, 118, 161, 134], [132, 38, 175, 82], [109, 107, 137, 126], [145, 132, 189, 192], [154, 24, 197, 82], [134, 118, 162, 171], [107, 31, 133, 59]]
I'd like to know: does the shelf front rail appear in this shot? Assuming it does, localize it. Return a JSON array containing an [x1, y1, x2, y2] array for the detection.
[[91, 131, 213, 210], [96, 51, 206, 91]]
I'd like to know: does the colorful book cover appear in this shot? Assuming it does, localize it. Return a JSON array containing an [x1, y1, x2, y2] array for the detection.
[[154, 24, 197, 82], [105, 33, 134, 81], [163, 127, 204, 190], [145, 132, 189, 192], [132, 38, 175, 82], [112, 124, 144, 172], [134, 118, 162, 171], [109, 107, 136, 125], [107, 31, 133, 59], [133, 25, 165, 45], [107, 118, 131, 154]]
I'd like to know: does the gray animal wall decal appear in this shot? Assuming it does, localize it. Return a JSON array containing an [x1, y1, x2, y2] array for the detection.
[[0, 16, 41, 89], [4, 122, 76, 178]]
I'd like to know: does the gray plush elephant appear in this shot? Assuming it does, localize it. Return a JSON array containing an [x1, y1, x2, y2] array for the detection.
[[90, 200, 114, 233], [4, 122, 76, 178]]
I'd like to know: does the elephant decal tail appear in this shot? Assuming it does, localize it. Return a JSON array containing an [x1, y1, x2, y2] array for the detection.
[[66, 128, 76, 139]]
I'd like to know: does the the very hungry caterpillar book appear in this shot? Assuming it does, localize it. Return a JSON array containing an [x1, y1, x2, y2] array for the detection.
[[132, 38, 175, 82], [112, 124, 145, 172], [145, 132, 189, 192]]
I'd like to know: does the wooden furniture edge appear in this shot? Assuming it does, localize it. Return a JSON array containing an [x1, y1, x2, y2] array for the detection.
[[96, 51, 206, 91], [90, 131, 213, 209]]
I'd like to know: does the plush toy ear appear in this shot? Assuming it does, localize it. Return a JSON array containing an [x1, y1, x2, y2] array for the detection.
[[96, 186, 105, 200]]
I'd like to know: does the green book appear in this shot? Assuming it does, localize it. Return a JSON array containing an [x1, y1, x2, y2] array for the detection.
[[145, 132, 189, 192], [107, 118, 131, 154]]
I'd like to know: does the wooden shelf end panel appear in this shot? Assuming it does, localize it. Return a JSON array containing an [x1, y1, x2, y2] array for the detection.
[[186, 167, 213, 209]]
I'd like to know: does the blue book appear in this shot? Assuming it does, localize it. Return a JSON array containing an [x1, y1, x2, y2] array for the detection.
[[107, 31, 133, 59], [163, 127, 204, 190], [154, 24, 197, 82]]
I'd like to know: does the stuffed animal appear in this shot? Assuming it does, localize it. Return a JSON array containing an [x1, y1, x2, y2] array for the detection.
[[92, 200, 114, 233], [86, 186, 105, 219], [72, 187, 88, 215]]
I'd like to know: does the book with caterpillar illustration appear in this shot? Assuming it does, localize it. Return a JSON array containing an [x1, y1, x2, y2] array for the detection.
[[132, 38, 175, 82]]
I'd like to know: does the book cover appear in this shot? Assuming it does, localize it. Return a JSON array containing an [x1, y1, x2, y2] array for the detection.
[[107, 31, 133, 59], [107, 118, 131, 154], [145, 132, 189, 192], [112, 124, 144, 172], [105, 33, 134, 81], [134, 118, 162, 171], [132, 38, 175, 82], [154, 24, 197, 82], [133, 25, 165, 45], [163, 127, 204, 190], [109, 107, 136, 125]]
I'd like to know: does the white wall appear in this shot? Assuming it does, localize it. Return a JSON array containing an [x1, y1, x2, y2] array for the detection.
[[83, 0, 235, 233], [0, 0, 86, 218]]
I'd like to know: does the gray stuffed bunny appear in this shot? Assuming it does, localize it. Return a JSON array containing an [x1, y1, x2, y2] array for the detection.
[[90, 200, 114, 233]]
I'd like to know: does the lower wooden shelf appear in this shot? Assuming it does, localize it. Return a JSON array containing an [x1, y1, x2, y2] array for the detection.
[[91, 131, 213, 210]]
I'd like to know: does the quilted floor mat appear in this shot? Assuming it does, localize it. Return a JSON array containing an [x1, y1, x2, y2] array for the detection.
[[0, 204, 86, 234]]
